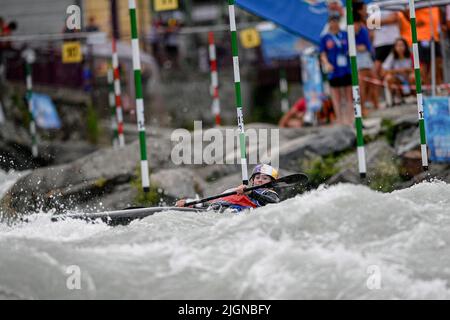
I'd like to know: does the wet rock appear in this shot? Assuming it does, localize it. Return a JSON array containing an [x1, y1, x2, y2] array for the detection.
[[278, 126, 356, 171], [0, 119, 98, 170], [363, 118, 382, 139], [150, 168, 207, 200], [0, 136, 176, 215], [40, 141, 98, 165], [204, 172, 242, 197], [393, 163, 450, 190], [328, 139, 400, 191], [399, 149, 423, 178], [394, 126, 421, 156]]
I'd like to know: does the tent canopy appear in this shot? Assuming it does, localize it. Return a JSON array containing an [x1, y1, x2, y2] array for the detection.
[[235, 0, 450, 45], [236, 0, 331, 45]]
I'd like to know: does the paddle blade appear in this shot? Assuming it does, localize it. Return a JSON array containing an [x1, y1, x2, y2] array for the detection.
[[271, 173, 308, 188]]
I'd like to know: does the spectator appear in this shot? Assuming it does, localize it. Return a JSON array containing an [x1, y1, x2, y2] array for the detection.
[[163, 17, 180, 69], [148, 16, 163, 65], [279, 97, 306, 128], [397, 9, 413, 47], [0, 18, 17, 47], [0, 18, 17, 77], [353, 2, 379, 114], [62, 19, 81, 42], [317, 96, 336, 125], [279, 95, 336, 128], [382, 38, 414, 104], [85, 16, 100, 32], [415, 7, 443, 85], [321, 0, 347, 36], [372, 10, 401, 78], [320, 12, 353, 126]]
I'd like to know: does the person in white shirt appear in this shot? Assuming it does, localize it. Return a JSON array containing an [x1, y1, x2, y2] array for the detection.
[[372, 9, 401, 77], [382, 38, 414, 103]]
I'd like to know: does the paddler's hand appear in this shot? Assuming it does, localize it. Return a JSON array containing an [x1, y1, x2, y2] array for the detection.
[[175, 199, 186, 207], [235, 184, 248, 195]]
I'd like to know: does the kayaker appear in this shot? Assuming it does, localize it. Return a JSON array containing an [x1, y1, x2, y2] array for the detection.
[[175, 164, 280, 212]]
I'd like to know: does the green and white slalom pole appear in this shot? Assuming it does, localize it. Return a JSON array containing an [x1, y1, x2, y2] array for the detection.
[[228, 0, 248, 185], [346, 0, 366, 179], [279, 68, 289, 113], [25, 60, 38, 158], [409, 0, 428, 170], [107, 65, 119, 148], [129, 0, 150, 192]]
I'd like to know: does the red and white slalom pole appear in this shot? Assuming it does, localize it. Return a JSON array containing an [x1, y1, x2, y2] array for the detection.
[[112, 38, 125, 147], [208, 32, 221, 126], [107, 65, 119, 148]]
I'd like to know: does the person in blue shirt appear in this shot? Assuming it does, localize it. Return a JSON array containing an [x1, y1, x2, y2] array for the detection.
[[353, 2, 379, 114], [320, 12, 353, 126]]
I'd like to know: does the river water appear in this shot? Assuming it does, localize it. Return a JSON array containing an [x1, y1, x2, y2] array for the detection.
[[1, 170, 450, 299]]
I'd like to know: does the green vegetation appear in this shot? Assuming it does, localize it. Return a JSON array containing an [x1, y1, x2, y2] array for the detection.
[[11, 93, 30, 127], [94, 177, 107, 188], [181, 119, 196, 131], [130, 166, 162, 206], [302, 146, 406, 193], [368, 161, 404, 192], [86, 103, 101, 144], [381, 118, 396, 146], [303, 154, 340, 187]]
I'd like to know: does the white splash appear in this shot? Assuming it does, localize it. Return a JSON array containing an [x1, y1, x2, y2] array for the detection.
[[1, 181, 450, 299]]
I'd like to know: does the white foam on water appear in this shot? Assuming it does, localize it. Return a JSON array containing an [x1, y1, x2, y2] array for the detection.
[[1, 180, 450, 299]]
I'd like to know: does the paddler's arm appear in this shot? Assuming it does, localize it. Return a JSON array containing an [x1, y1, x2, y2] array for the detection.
[[236, 185, 280, 205], [175, 199, 208, 208], [235, 184, 247, 195], [176, 199, 198, 208], [248, 189, 280, 205]]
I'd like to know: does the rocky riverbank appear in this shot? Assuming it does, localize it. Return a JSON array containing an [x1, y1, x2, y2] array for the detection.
[[1, 103, 449, 218]]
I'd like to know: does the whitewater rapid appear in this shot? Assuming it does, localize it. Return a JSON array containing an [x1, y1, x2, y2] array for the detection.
[[0, 169, 26, 200], [1, 177, 450, 299]]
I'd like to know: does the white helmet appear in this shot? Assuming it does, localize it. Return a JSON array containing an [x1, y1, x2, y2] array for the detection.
[[250, 164, 279, 181]]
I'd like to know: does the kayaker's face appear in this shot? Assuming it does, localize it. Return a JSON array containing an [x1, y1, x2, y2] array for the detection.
[[252, 174, 272, 186]]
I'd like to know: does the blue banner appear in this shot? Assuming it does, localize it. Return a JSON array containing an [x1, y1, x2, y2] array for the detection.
[[301, 53, 323, 112], [236, 0, 330, 45], [31, 93, 62, 129], [259, 27, 304, 62], [423, 97, 450, 163]]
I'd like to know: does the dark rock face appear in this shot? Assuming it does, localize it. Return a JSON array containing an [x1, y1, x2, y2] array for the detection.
[[0, 134, 181, 215], [0, 121, 41, 170], [394, 126, 420, 156], [0, 119, 98, 171], [327, 140, 399, 187]]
